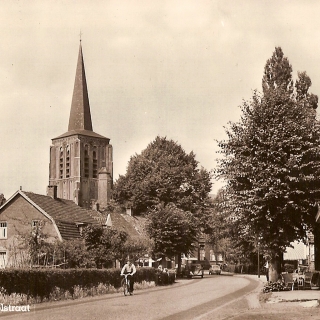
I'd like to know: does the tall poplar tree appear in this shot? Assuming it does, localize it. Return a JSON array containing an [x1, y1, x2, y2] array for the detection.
[[216, 47, 320, 281]]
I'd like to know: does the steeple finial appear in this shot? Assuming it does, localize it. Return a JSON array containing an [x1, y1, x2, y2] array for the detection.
[[67, 43, 93, 132]]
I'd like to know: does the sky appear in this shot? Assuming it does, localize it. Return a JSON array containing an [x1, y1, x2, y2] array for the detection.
[[1, 0, 320, 198]]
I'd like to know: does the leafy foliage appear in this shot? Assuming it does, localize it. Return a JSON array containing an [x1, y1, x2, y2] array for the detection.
[[0, 194, 5, 206], [84, 226, 128, 268], [58, 239, 94, 268], [205, 190, 251, 264], [83, 225, 151, 268], [0, 267, 159, 301], [216, 47, 320, 259], [146, 203, 198, 257], [113, 136, 212, 215]]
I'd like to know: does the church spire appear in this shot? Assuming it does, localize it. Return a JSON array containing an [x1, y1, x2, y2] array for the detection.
[[68, 43, 93, 132]]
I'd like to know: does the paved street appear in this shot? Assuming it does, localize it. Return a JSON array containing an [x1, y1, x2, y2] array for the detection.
[[0, 275, 259, 320], [0, 274, 319, 320]]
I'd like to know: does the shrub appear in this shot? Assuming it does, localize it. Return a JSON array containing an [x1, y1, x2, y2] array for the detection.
[[283, 264, 295, 273], [0, 267, 166, 301]]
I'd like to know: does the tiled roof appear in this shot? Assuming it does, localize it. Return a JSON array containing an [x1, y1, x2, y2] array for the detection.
[[108, 212, 147, 240], [22, 191, 104, 240], [121, 214, 148, 238], [23, 192, 102, 225], [55, 221, 81, 240]]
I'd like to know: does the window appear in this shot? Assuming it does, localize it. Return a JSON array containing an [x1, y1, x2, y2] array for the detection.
[[210, 250, 216, 261], [93, 150, 98, 178], [84, 147, 89, 178], [32, 220, 40, 227], [0, 252, 6, 268], [59, 147, 64, 179], [66, 146, 70, 178], [0, 222, 7, 239], [200, 249, 205, 261], [32, 220, 42, 238]]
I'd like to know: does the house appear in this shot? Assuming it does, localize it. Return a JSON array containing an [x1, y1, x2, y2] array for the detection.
[[0, 42, 141, 268], [191, 234, 224, 269], [283, 240, 312, 271], [0, 187, 105, 267]]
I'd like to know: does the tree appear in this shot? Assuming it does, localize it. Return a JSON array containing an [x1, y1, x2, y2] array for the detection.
[[0, 194, 6, 206], [57, 239, 95, 268], [84, 226, 128, 268], [146, 203, 198, 273], [113, 136, 212, 216], [216, 47, 320, 281]]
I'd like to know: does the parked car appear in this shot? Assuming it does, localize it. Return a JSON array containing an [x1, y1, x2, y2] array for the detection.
[[182, 263, 204, 278], [209, 264, 221, 275]]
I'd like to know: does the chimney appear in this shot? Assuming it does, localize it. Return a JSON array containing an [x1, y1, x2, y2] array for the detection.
[[47, 185, 58, 199]]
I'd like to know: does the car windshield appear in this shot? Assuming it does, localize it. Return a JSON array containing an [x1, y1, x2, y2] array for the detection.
[[211, 265, 220, 269]]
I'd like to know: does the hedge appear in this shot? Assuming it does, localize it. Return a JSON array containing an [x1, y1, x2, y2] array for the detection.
[[0, 267, 174, 300]]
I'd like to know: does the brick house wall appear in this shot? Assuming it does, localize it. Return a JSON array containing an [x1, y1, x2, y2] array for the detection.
[[0, 194, 59, 268]]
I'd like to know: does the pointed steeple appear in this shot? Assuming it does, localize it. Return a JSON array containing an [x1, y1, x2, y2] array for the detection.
[[68, 43, 93, 132]]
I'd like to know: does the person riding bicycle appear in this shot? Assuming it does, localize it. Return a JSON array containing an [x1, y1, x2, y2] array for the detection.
[[121, 259, 136, 294]]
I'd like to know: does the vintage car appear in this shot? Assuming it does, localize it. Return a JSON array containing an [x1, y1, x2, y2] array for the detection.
[[182, 263, 204, 278], [209, 264, 221, 275]]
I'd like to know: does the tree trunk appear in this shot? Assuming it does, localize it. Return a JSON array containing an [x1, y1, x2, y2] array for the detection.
[[314, 224, 320, 271], [269, 256, 280, 282], [177, 253, 182, 276]]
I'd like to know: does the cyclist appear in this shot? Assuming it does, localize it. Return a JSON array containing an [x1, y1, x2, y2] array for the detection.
[[121, 259, 136, 294]]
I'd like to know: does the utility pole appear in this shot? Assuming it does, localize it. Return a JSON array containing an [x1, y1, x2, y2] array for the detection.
[[258, 240, 260, 278]]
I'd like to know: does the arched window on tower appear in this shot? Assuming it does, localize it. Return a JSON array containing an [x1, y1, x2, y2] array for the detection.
[[93, 149, 98, 178], [59, 147, 64, 179], [84, 146, 89, 178], [66, 146, 70, 178]]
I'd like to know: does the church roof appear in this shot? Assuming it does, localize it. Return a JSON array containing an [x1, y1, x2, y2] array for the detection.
[[53, 42, 109, 141], [69, 43, 92, 132], [54, 129, 109, 140]]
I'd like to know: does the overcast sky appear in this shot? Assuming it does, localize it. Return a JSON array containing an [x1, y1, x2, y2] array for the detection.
[[1, 0, 320, 198]]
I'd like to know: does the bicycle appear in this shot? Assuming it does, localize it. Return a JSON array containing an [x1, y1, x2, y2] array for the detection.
[[121, 273, 133, 296]]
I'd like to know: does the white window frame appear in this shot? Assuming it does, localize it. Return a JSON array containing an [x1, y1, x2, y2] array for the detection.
[[0, 222, 7, 239], [0, 251, 6, 268], [210, 250, 216, 261]]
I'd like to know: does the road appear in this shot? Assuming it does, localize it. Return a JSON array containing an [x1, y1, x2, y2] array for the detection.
[[0, 274, 260, 320]]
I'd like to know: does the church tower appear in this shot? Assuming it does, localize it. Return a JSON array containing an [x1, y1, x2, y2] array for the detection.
[[48, 43, 113, 209]]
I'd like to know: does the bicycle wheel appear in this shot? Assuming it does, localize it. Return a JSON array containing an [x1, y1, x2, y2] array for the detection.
[[123, 279, 128, 296], [127, 278, 131, 295]]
